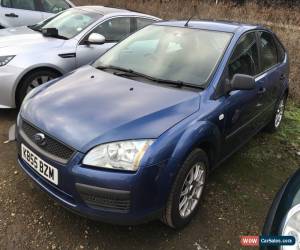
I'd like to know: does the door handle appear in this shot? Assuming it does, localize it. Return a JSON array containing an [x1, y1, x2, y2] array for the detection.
[[5, 13, 18, 18], [280, 74, 286, 81], [258, 87, 266, 95]]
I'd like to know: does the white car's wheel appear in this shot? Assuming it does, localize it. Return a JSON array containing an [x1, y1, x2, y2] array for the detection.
[[16, 69, 61, 108]]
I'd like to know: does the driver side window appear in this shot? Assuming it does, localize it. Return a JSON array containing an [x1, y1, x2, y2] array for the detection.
[[91, 17, 132, 42], [228, 32, 259, 79]]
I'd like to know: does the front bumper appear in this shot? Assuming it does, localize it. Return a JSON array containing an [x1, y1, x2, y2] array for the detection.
[[0, 65, 24, 108], [17, 138, 167, 225]]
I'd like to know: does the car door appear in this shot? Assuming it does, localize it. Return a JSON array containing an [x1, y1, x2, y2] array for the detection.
[[220, 31, 265, 156], [0, 0, 42, 27], [256, 31, 288, 124], [76, 16, 134, 68], [37, 0, 72, 20]]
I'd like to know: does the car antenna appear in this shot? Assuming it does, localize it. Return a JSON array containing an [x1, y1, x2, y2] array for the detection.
[[185, 4, 197, 27], [184, 16, 194, 27]]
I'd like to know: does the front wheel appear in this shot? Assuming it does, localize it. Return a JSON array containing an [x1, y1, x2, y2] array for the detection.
[[16, 69, 61, 108], [161, 149, 208, 229]]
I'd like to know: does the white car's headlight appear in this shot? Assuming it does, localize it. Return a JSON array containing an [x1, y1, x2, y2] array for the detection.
[[0, 55, 15, 66], [83, 140, 154, 171], [282, 204, 300, 249]]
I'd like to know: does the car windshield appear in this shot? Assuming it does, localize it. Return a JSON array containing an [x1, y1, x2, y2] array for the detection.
[[93, 25, 233, 86], [30, 9, 101, 39]]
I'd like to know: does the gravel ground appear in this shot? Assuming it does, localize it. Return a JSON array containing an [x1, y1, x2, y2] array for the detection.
[[0, 106, 299, 250]]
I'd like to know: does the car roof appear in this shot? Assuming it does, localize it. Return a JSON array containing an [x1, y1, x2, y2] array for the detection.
[[74, 5, 156, 18], [154, 20, 265, 33]]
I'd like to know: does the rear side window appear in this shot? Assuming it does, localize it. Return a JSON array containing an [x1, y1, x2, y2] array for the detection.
[[40, 0, 70, 14], [274, 36, 285, 63], [136, 18, 156, 30], [259, 31, 278, 71], [92, 17, 132, 42], [1, 0, 11, 8], [228, 32, 259, 79]]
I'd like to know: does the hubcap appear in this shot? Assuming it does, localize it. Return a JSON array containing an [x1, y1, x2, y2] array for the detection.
[[274, 99, 285, 128], [179, 163, 206, 218], [26, 75, 53, 94]]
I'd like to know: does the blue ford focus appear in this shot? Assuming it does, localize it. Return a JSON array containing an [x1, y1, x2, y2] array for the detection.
[[16, 20, 289, 228]]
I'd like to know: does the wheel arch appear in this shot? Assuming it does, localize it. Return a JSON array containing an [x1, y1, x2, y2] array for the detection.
[[170, 121, 222, 172], [13, 65, 64, 106], [196, 140, 217, 171], [158, 121, 222, 205]]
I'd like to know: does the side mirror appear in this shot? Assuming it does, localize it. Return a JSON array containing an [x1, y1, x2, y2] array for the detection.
[[226, 74, 256, 93], [42, 28, 59, 37], [87, 33, 105, 45]]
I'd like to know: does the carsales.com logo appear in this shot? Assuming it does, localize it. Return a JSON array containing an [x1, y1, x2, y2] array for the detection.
[[240, 236, 295, 247]]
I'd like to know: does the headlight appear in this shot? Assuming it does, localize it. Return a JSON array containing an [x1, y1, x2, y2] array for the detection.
[[281, 204, 300, 249], [0, 55, 15, 66], [83, 140, 154, 171]]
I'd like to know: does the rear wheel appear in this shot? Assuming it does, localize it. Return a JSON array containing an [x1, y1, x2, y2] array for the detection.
[[265, 94, 287, 133], [16, 69, 61, 108], [161, 149, 208, 229]]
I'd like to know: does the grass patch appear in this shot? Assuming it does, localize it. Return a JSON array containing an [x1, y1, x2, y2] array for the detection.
[[206, 103, 300, 240]]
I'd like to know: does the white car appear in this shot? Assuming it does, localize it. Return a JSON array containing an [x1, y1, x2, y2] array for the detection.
[[0, 6, 160, 108], [0, 0, 74, 28]]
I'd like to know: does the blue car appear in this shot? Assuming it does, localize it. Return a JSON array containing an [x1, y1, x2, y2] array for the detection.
[[16, 20, 289, 229]]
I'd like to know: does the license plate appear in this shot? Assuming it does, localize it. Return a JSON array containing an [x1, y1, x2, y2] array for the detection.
[[21, 144, 58, 185]]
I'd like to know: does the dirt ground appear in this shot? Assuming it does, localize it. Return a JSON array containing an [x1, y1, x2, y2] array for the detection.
[[0, 105, 299, 250]]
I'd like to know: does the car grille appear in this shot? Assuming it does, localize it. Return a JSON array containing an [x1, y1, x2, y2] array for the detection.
[[21, 120, 75, 164]]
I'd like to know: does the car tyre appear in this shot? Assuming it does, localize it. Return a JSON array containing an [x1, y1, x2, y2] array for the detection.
[[161, 149, 208, 229], [16, 69, 61, 108], [264, 93, 287, 133]]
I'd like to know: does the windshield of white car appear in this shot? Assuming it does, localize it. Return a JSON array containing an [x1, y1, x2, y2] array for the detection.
[[29, 9, 101, 39], [93, 25, 233, 87]]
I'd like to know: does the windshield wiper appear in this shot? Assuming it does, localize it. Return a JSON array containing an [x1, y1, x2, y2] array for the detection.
[[96, 65, 204, 90], [97, 65, 138, 75], [150, 78, 205, 90]]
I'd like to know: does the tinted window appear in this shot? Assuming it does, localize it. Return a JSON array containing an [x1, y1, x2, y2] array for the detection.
[[94, 25, 232, 86], [92, 17, 132, 42], [40, 0, 70, 13], [228, 32, 258, 79], [136, 18, 155, 30], [274, 36, 285, 63], [9, 0, 35, 11], [259, 32, 278, 71], [1, 0, 11, 7]]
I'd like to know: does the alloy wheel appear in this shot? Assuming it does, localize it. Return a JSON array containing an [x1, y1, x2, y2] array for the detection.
[[26, 75, 54, 94], [179, 163, 206, 218], [274, 98, 285, 128]]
